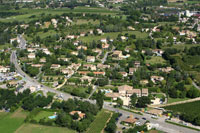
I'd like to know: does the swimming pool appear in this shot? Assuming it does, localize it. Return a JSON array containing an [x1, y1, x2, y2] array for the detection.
[[48, 115, 57, 119]]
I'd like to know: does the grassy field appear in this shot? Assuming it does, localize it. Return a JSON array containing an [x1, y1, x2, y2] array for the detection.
[[86, 109, 112, 133], [0, 108, 28, 133], [146, 56, 166, 65], [167, 97, 190, 104], [164, 101, 200, 114], [163, 44, 199, 51], [79, 31, 148, 43], [0, 7, 120, 23], [15, 123, 76, 133], [33, 111, 55, 122]]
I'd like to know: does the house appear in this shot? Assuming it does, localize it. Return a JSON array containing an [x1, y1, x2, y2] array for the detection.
[[128, 26, 135, 30], [159, 67, 174, 73], [70, 111, 85, 120], [28, 53, 36, 59], [58, 58, 69, 62], [148, 109, 163, 117], [42, 48, 51, 55], [31, 64, 43, 68], [83, 64, 96, 71], [73, 41, 79, 46], [142, 88, 149, 96], [140, 80, 149, 85], [30, 86, 36, 93], [134, 61, 140, 68], [40, 58, 46, 63], [61, 68, 74, 75], [80, 32, 86, 37], [123, 115, 137, 126], [50, 64, 61, 69], [97, 64, 110, 69], [51, 19, 57, 28], [127, 89, 141, 97], [78, 71, 90, 75], [8, 81, 18, 87], [93, 48, 102, 53], [87, 56, 95, 63], [27, 48, 35, 53], [118, 85, 133, 94], [151, 76, 164, 83], [80, 76, 93, 83], [77, 45, 87, 50], [0, 66, 10, 73], [152, 49, 164, 56], [10, 38, 20, 44], [66, 35, 76, 40], [102, 43, 109, 49], [129, 68, 137, 75], [100, 38, 107, 43], [119, 72, 128, 77], [71, 51, 78, 56], [121, 36, 127, 41], [97, 29, 103, 34], [93, 71, 105, 76], [105, 93, 121, 101], [112, 50, 123, 58]]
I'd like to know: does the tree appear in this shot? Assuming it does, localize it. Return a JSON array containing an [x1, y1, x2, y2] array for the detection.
[[136, 96, 151, 108], [130, 93, 137, 107], [96, 91, 104, 109], [116, 98, 123, 107], [73, 112, 79, 120], [55, 111, 72, 127]]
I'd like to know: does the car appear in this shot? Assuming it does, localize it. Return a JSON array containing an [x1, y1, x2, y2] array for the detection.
[[122, 127, 126, 130], [119, 113, 122, 117], [142, 117, 146, 120], [135, 117, 139, 120]]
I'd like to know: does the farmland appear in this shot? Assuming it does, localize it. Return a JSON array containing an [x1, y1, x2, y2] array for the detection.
[[15, 123, 76, 133], [164, 101, 200, 114], [86, 109, 112, 133], [0, 108, 28, 133]]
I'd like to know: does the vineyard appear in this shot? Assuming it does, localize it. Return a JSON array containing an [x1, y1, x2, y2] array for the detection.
[[164, 100, 200, 114]]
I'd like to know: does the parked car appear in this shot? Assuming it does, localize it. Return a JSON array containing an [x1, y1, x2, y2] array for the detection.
[[142, 117, 146, 120]]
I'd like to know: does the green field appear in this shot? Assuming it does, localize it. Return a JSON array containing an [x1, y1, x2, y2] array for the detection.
[[0, 7, 120, 23], [15, 123, 76, 133], [86, 109, 111, 133], [73, 19, 100, 25], [0, 108, 28, 133], [33, 111, 55, 122], [164, 101, 200, 114], [79, 31, 148, 43], [146, 56, 166, 65], [167, 97, 190, 104]]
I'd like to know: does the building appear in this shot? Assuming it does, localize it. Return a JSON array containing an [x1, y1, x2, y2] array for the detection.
[[42, 48, 51, 55], [151, 76, 164, 83], [129, 68, 137, 75], [31, 64, 43, 68], [119, 72, 128, 77], [142, 88, 149, 96], [83, 64, 96, 71], [51, 64, 61, 69], [127, 89, 141, 97], [112, 50, 123, 58], [28, 53, 36, 59], [118, 85, 133, 94], [70, 111, 85, 120], [148, 109, 163, 117], [122, 115, 137, 126], [97, 64, 110, 69], [87, 56, 95, 63], [134, 61, 140, 68], [0, 66, 10, 73], [152, 49, 164, 56], [40, 58, 46, 63], [93, 71, 105, 76], [105, 93, 121, 101], [77, 45, 87, 50]]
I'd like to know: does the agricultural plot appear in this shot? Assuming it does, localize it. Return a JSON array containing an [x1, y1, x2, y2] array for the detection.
[[0, 108, 28, 133], [146, 56, 166, 65], [164, 101, 200, 114], [15, 123, 76, 133], [86, 109, 111, 133]]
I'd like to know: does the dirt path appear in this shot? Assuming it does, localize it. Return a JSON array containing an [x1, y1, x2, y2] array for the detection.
[[54, 78, 67, 90], [101, 111, 113, 133], [151, 97, 200, 107]]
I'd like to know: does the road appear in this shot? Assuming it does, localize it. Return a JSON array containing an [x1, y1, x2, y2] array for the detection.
[[87, 85, 97, 99], [193, 81, 200, 90], [17, 35, 26, 49]]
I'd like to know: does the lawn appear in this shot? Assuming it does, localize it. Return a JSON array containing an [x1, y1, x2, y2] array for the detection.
[[33, 111, 55, 122], [60, 85, 89, 98], [15, 123, 76, 133], [79, 31, 148, 43], [86, 109, 112, 133], [164, 100, 200, 114], [167, 97, 190, 104], [146, 56, 166, 65], [0, 108, 28, 133]]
